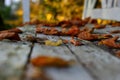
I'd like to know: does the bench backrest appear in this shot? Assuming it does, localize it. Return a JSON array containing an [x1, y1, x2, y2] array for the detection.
[[82, 0, 120, 21]]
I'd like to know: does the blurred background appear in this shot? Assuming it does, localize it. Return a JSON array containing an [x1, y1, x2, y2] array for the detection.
[[0, 0, 84, 30], [0, 0, 102, 30]]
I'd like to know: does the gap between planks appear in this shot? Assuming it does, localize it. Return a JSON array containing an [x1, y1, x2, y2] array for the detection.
[[61, 36, 120, 80], [32, 34, 96, 80]]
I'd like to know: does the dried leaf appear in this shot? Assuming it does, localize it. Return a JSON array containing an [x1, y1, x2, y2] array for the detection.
[[31, 56, 73, 68]]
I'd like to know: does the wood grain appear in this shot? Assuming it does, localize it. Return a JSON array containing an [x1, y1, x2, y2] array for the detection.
[[61, 36, 120, 80], [0, 41, 31, 80], [26, 34, 94, 80]]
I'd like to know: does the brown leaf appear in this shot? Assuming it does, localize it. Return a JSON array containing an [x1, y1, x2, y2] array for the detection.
[[31, 56, 73, 68]]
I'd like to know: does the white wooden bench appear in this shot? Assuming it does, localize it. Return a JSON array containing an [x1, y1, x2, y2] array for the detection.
[[83, 0, 120, 21]]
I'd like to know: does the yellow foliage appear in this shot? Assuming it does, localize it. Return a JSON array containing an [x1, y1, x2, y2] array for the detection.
[[15, 9, 23, 16], [8, 0, 84, 26], [46, 13, 53, 21], [57, 15, 65, 21]]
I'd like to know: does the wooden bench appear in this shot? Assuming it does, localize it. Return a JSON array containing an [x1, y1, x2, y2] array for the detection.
[[83, 0, 120, 21], [0, 1, 120, 80], [0, 24, 120, 80]]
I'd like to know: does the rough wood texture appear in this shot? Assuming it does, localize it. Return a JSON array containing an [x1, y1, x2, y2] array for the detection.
[[61, 36, 120, 80], [0, 25, 34, 80], [1, 24, 120, 80], [0, 41, 31, 80], [19, 25, 36, 41], [26, 34, 94, 80], [86, 24, 120, 40]]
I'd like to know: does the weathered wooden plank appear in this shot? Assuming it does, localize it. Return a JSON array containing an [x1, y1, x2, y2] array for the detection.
[[61, 36, 120, 80], [25, 34, 94, 80], [23, 24, 120, 80], [0, 41, 31, 80], [86, 24, 120, 40], [18, 25, 36, 41]]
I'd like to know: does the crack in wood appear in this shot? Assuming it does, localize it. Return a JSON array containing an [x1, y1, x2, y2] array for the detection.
[[58, 37, 98, 80], [64, 44, 99, 80], [21, 31, 37, 80]]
